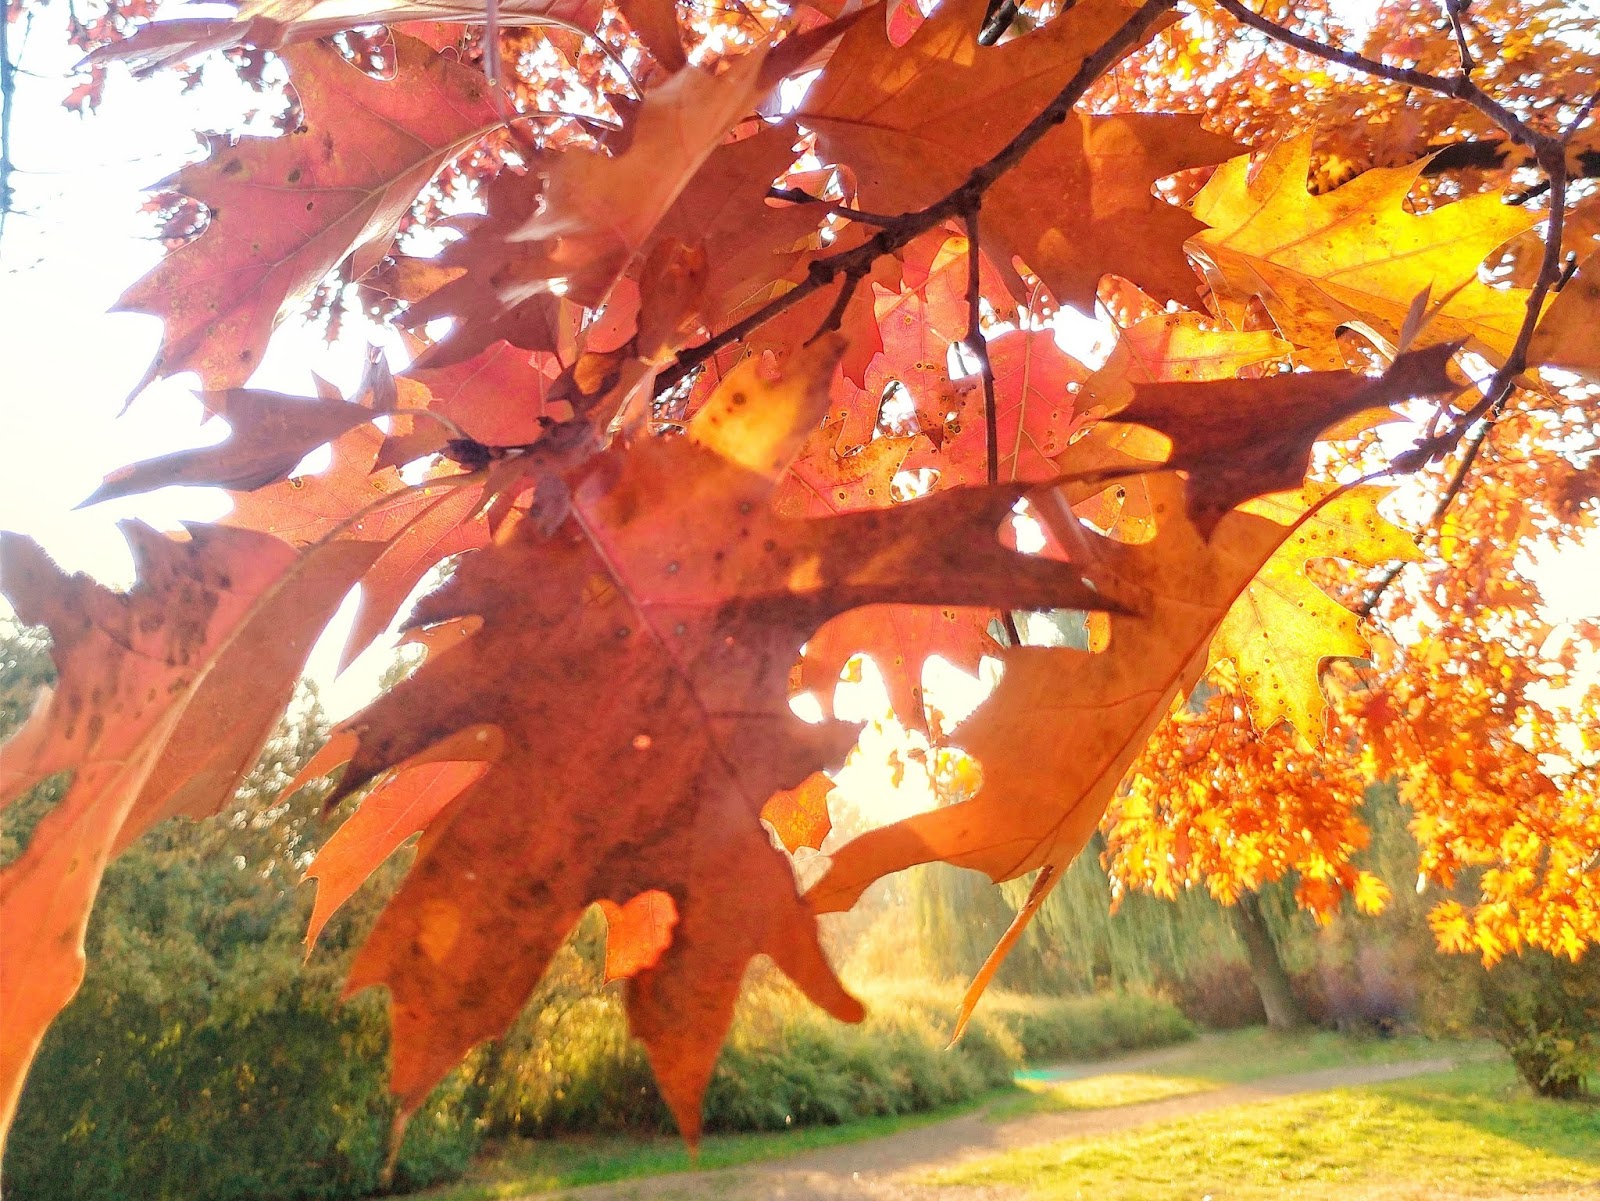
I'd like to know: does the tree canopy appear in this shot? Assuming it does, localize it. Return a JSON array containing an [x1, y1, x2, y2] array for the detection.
[[1, 0, 1596, 1155]]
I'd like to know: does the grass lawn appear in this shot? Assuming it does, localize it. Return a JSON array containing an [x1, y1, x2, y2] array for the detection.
[[992, 1029, 1495, 1119], [414, 1093, 1000, 1200], [932, 1060, 1600, 1200]]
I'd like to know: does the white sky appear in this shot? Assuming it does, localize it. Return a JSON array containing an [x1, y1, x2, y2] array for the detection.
[[1, 20, 402, 718]]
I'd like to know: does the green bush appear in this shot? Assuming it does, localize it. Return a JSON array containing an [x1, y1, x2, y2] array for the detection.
[[476, 964, 1190, 1141], [476, 968, 1025, 1138], [6, 979, 476, 1201], [973, 989, 1195, 1061], [1, 668, 478, 1201], [1478, 950, 1599, 1099]]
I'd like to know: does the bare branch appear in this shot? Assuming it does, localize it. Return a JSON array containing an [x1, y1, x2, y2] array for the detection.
[[961, 207, 1025, 649], [1443, 0, 1475, 76], [767, 187, 901, 227]]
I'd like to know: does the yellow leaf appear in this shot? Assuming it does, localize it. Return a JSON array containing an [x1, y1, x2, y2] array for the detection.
[[1189, 135, 1538, 365], [1211, 485, 1421, 738]]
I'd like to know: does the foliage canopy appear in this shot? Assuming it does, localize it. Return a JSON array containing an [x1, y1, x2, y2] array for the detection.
[[2, 0, 1597, 1155]]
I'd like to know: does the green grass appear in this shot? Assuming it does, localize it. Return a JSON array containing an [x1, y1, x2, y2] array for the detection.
[[930, 1060, 1600, 1200], [990, 1028, 1490, 1120], [1144, 1028, 1494, 1085], [415, 1092, 1003, 1200]]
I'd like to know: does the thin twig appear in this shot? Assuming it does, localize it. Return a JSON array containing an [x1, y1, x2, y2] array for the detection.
[[962, 207, 1023, 648], [964, 215, 999, 488], [1215, 0, 1570, 468], [1212, 0, 1553, 156], [388, 405, 470, 441], [0, 7, 19, 252], [1443, 0, 1474, 75], [1359, 416, 1494, 620], [1508, 179, 1552, 206], [808, 268, 865, 344], [767, 187, 900, 227]]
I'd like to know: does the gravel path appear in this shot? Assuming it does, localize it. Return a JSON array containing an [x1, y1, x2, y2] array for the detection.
[[550, 1054, 1459, 1201]]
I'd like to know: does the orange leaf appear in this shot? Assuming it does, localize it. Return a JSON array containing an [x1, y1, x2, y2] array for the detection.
[[597, 892, 681, 982], [119, 35, 500, 391], [762, 772, 835, 854], [0, 526, 377, 1147]]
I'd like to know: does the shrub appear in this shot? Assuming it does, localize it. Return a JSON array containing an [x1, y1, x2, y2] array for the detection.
[[478, 970, 1027, 1138], [4, 966, 477, 1201], [974, 990, 1195, 1061], [1478, 950, 1599, 1099], [1162, 958, 1268, 1030], [1, 683, 478, 1201]]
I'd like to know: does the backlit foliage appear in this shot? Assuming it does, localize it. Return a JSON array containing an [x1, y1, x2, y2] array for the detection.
[[2, 0, 1597, 1155]]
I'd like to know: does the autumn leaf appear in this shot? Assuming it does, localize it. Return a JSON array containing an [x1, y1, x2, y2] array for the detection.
[[762, 771, 835, 854], [81, 388, 376, 504], [223, 425, 491, 668], [807, 473, 1292, 1000], [95, 0, 608, 73], [773, 420, 917, 519], [1188, 135, 1538, 366], [1211, 485, 1423, 738], [302, 753, 493, 951], [120, 34, 501, 392], [307, 337, 1118, 1140], [402, 342, 568, 448], [1103, 344, 1458, 533], [598, 892, 681, 982], [1529, 248, 1600, 380], [647, 123, 823, 333], [983, 114, 1241, 308], [906, 322, 1093, 486], [1080, 302, 1290, 414], [797, 0, 1171, 214], [510, 54, 778, 308], [797, 605, 1000, 734]]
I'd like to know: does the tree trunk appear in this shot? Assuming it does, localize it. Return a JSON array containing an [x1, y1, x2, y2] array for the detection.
[[1232, 890, 1310, 1031]]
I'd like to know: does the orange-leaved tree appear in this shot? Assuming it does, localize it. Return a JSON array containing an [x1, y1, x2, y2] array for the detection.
[[2, 0, 1597, 1155]]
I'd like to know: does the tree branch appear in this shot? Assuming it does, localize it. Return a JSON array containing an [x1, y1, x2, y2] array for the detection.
[[962, 207, 1024, 648], [963, 212, 1000, 488], [767, 187, 900, 227], [653, 0, 1180, 394], [1442, 0, 1475, 76], [1211, 0, 1554, 157]]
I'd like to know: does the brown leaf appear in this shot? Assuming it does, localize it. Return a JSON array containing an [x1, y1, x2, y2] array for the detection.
[[82, 389, 375, 504], [119, 35, 499, 392], [313, 337, 1118, 1140], [983, 115, 1241, 309], [1529, 249, 1600, 381], [1107, 344, 1459, 534]]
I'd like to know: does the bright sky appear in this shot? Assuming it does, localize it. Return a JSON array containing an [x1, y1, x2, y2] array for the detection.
[[1, 20, 405, 717]]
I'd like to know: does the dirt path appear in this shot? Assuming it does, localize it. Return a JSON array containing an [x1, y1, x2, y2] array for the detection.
[[552, 1054, 1457, 1201]]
